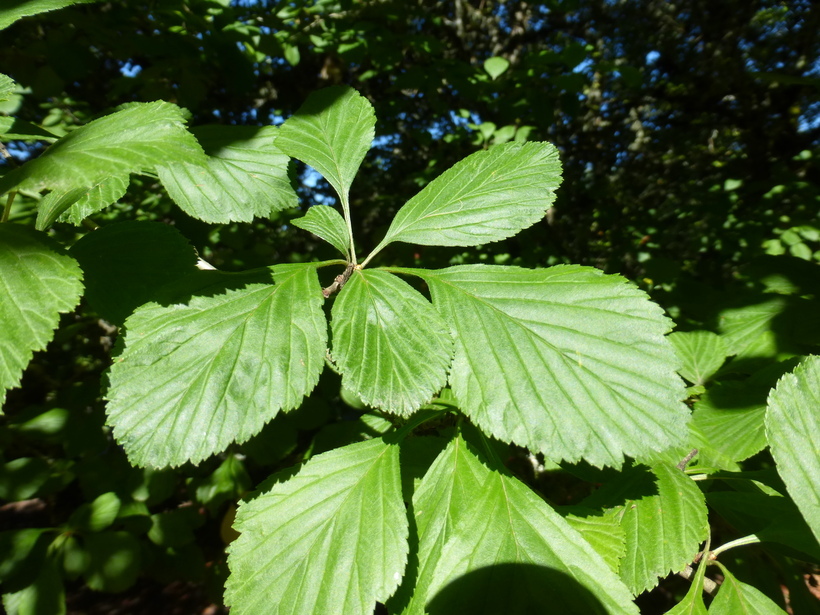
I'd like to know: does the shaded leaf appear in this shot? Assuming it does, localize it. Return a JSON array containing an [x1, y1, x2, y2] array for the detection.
[[710, 562, 788, 614], [225, 438, 408, 615], [331, 269, 452, 415], [82, 531, 141, 593], [0, 73, 14, 100], [404, 436, 638, 614], [373, 142, 561, 253], [691, 382, 768, 465], [0, 101, 205, 197], [276, 86, 375, 204], [57, 175, 129, 226], [668, 331, 729, 385], [70, 221, 198, 325], [415, 264, 688, 467], [105, 264, 326, 467], [157, 125, 296, 223], [1, 557, 65, 615], [292, 205, 350, 257], [0, 225, 83, 407], [765, 356, 820, 543]]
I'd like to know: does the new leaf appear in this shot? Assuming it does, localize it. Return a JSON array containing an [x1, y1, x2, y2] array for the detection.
[[105, 264, 326, 467], [371, 141, 561, 256], [331, 270, 453, 415]]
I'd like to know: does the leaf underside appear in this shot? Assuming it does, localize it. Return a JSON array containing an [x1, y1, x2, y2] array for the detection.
[[225, 438, 408, 615], [331, 270, 453, 415], [292, 205, 350, 257], [105, 264, 327, 467], [418, 264, 689, 467]]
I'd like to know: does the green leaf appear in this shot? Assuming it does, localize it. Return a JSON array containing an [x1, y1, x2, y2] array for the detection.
[[563, 507, 627, 574], [0, 73, 14, 100], [0, 0, 100, 31], [105, 264, 327, 467], [0, 529, 50, 589], [0, 225, 84, 406], [483, 56, 510, 79], [82, 531, 141, 593], [36, 175, 130, 230], [582, 464, 709, 595], [192, 455, 251, 512], [276, 86, 375, 207], [403, 435, 638, 614], [765, 356, 820, 543], [67, 492, 121, 533], [416, 264, 688, 467], [56, 175, 129, 226], [664, 556, 708, 615], [69, 221, 198, 326], [668, 331, 729, 385], [2, 557, 65, 615], [0, 117, 59, 142], [157, 125, 297, 223], [372, 142, 560, 256], [292, 205, 350, 257], [709, 562, 788, 614], [330, 269, 453, 415], [690, 382, 768, 464], [0, 101, 205, 197], [225, 438, 408, 615]]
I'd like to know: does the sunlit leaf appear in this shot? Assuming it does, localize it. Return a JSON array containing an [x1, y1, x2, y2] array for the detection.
[[157, 125, 296, 223], [225, 438, 408, 615], [483, 57, 510, 80], [765, 356, 820, 542], [668, 331, 729, 385], [275, 86, 375, 204], [564, 507, 627, 574], [36, 175, 128, 230], [331, 269, 452, 415], [0, 101, 205, 197], [373, 142, 560, 254], [105, 264, 327, 467], [0, 73, 16, 101], [0, 0, 100, 31], [414, 264, 688, 467], [0, 225, 83, 409], [582, 464, 709, 595], [292, 205, 350, 257], [403, 436, 638, 614]]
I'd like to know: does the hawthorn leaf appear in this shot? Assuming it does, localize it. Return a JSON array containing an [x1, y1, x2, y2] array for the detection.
[[225, 438, 408, 615], [414, 264, 688, 467], [69, 221, 198, 325], [563, 507, 627, 574], [331, 269, 452, 415], [710, 562, 788, 615], [405, 436, 638, 614], [292, 205, 350, 257], [35, 175, 129, 230], [275, 86, 375, 204], [765, 356, 820, 542], [157, 125, 296, 223], [0, 101, 205, 197], [371, 142, 560, 255], [105, 264, 326, 467], [0, 0, 100, 31], [0, 225, 84, 409], [0, 117, 59, 142], [582, 464, 709, 595], [668, 331, 729, 385]]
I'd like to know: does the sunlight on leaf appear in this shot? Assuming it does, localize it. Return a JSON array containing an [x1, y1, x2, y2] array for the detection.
[[292, 205, 350, 257]]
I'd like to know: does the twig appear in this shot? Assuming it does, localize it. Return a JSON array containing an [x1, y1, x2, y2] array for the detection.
[[678, 564, 719, 596], [322, 263, 356, 298]]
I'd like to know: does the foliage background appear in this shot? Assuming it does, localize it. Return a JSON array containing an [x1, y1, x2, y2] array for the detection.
[[1, 0, 819, 613]]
